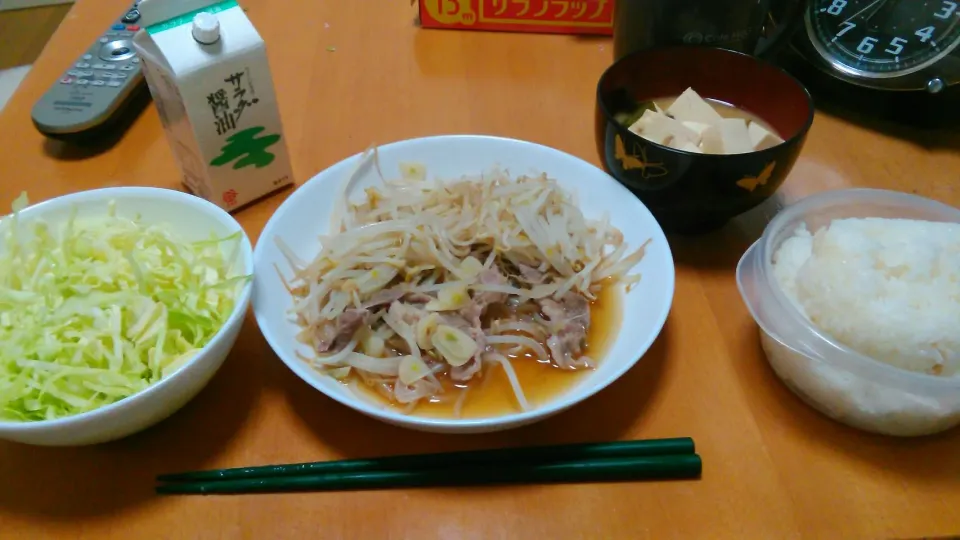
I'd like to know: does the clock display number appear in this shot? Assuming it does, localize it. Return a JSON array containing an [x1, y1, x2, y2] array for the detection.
[[836, 21, 856, 36], [884, 37, 907, 55], [914, 26, 934, 43], [856, 36, 878, 53], [827, 0, 847, 15], [934, 1, 957, 19]]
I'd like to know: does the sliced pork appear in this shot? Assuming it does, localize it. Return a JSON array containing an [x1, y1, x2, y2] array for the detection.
[[538, 293, 591, 369], [316, 308, 370, 352]]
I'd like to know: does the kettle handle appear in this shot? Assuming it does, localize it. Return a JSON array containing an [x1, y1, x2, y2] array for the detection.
[[756, 0, 807, 60]]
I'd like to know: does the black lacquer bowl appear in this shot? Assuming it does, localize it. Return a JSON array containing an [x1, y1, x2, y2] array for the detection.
[[596, 46, 814, 234]]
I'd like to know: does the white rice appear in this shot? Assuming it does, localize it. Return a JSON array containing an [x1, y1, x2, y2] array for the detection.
[[772, 218, 960, 377]]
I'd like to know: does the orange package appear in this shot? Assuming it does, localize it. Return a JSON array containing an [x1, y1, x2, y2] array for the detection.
[[418, 0, 613, 36]]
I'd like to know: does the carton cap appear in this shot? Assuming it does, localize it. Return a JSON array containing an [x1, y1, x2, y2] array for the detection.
[[191, 12, 221, 44]]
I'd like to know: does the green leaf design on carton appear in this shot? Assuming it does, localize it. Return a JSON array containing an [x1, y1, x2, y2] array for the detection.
[[210, 126, 281, 169]]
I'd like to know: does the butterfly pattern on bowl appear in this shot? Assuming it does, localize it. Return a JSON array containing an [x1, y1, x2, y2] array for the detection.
[[736, 161, 777, 192], [613, 134, 670, 180]]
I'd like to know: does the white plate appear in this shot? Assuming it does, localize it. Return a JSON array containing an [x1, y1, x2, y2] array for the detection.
[[253, 135, 674, 433]]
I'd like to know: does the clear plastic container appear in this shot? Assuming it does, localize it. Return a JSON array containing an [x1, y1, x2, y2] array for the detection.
[[737, 189, 960, 437]]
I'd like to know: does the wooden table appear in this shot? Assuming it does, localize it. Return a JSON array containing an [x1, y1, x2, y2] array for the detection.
[[1, 1, 959, 538]]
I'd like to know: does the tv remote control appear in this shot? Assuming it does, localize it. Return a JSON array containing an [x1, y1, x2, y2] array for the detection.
[[31, 2, 149, 142]]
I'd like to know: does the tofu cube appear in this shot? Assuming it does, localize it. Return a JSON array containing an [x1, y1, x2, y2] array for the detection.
[[628, 109, 661, 135], [672, 140, 702, 153], [681, 121, 713, 144], [719, 118, 755, 154], [748, 122, 784, 151], [699, 125, 724, 154], [635, 111, 700, 147], [667, 88, 724, 126]]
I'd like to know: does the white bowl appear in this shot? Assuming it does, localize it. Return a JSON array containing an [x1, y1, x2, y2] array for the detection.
[[253, 135, 675, 434], [0, 187, 253, 446]]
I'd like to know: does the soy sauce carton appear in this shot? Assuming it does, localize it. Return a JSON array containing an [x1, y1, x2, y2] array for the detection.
[[133, 0, 292, 211]]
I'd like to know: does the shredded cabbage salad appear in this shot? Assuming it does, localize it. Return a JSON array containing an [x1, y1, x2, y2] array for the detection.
[[0, 193, 249, 422]]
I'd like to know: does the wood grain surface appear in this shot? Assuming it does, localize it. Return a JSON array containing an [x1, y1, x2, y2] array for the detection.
[[0, 1, 958, 538], [0, 4, 70, 70]]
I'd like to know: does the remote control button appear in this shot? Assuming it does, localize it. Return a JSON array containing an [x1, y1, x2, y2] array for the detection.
[[131, 57, 140, 64], [59, 77, 74, 84], [99, 37, 109, 43], [76, 79, 90, 85], [107, 80, 123, 87], [120, 65, 136, 71], [113, 72, 127, 79], [122, 9, 140, 23], [82, 54, 93, 60], [67, 70, 80, 76], [80, 70, 94, 77], [91, 80, 106, 86], [102, 64, 117, 70], [127, 25, 140, 31], [99, 39, 135, 61], [119, 31, 134, 38], [111, 23, 125, 30], [75, 62, 90, 68]]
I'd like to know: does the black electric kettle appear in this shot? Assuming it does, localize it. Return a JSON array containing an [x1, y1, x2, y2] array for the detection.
[[613, 0, 806, 61]]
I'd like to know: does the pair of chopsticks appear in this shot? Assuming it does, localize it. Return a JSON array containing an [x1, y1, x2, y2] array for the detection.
[[156, 437, 701, 495]]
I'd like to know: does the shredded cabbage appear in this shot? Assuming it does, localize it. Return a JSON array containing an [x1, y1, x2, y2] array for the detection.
[[0, 192, 249, 422]]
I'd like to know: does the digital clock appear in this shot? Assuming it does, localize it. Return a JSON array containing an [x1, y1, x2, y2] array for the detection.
[[798, 0, 960, 92]]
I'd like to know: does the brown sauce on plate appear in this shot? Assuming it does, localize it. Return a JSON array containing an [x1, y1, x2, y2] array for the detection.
[[349, 284, 623, 418]]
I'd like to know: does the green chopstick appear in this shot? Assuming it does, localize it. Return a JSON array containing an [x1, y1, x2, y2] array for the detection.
[[157, 437, 695, 483], [156, 455, 702, 495]]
